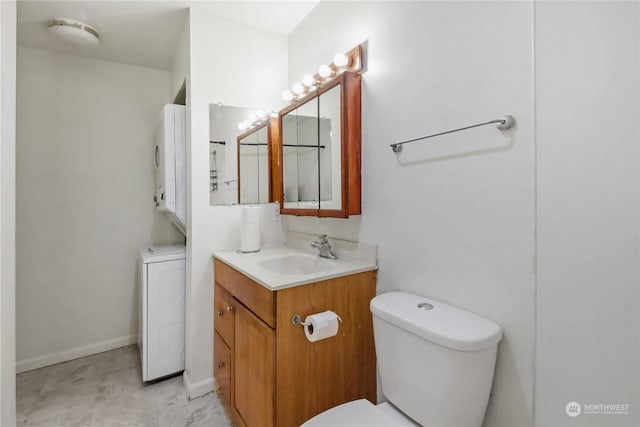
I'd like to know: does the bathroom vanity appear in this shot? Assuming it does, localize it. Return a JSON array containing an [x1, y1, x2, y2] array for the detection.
[[213, 240, 377, 427]]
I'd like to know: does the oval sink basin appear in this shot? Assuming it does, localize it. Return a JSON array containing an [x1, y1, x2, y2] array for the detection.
[[258, 254, 337, 275]]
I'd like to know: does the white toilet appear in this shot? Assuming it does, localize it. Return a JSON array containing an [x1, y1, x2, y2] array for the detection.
[[302, 291, 503, 427]]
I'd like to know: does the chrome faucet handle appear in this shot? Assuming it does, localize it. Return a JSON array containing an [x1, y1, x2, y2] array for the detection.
[[310, 234, 339, 259]]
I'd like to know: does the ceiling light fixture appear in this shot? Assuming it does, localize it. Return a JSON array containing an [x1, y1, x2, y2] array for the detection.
[[48, 18, 100, 48]]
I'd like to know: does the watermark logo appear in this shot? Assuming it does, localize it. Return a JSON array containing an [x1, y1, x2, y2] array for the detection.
[[583, 403, 630, 415], [566, 401, 631, 417], [566, 402, 581, 417]]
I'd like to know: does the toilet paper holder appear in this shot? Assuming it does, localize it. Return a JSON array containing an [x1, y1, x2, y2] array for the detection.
[[291, 314, 309, 326], [291, 313, 343, 327]]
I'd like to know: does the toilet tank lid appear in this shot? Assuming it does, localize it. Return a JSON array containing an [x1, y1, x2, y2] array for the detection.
[[370, 292, 503, 352]]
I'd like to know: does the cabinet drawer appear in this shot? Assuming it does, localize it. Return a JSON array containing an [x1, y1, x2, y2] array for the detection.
[[214, 258, 276, 328], [214, 331, 231, 404], [214, 283, 235, 346]]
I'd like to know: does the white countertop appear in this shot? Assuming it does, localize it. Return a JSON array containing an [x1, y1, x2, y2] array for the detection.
[[213, 233, 377, 291]]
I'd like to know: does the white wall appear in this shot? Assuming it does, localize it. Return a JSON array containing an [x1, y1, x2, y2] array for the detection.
[[184, 7, 288, 397], [287, 2, 640, 427], [535, 2, 639, 426], [286, 2, 535, 426], [16, 47, 184, 372], [170, 14, 189, 102], [0, 1, 17, 424]]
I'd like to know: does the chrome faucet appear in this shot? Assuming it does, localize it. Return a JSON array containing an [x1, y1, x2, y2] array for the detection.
[[311, 234, 338, 259]]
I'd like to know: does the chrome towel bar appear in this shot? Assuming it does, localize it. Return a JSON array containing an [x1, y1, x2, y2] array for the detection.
[[390, 115, 515, 153]]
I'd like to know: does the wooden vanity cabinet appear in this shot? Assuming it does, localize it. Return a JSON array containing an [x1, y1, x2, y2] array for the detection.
[[213, 330, 231, 403], [213, 284, 235, 407], [213, 258, 377, 427], [234, 302, 276, 427]]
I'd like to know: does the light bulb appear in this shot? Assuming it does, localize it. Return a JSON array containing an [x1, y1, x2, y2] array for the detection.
[[292, 82, 305, 95], [248, 114, 256, 123], [318, 64, 333, 78], [238, 122, 247, 131], [302, 74, 316, 87], [256, 110, 266, 119], [333, 52, 348, 68], [243, 119, 252, 129], [282, 90, 294, 101]]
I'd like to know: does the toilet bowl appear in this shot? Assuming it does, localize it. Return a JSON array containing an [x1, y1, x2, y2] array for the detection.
[[301, 291, 503, 427], [302, 399, 419, 426]]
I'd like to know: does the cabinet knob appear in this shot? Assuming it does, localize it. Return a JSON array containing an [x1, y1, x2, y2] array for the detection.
[[226, 305, 234, 312], [217, 362, 225, 369], [217, 310, 224, 316]]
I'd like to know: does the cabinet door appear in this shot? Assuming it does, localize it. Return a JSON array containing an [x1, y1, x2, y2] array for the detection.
[[214, 331, 232, 404], [275, 271, 377, 426], [147, 259, 185, 380], [214, 283, 235, 346], [234, 301, 275, 427], [278, 71, 361, 218]]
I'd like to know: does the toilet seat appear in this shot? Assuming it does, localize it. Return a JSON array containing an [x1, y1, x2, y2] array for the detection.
[[301, 399, 418, 427]]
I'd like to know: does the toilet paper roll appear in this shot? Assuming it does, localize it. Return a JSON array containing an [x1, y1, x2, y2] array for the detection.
[[240, 206, 261, 253], [304, 311, 341, 342]]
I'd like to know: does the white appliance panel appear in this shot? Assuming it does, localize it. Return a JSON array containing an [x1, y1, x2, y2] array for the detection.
[[173, 107, 186, 224], [146, 259, 185, 380], [154, 107, 173, 213], [138, 255, 147, 375], [154, 104, 185, 219], [139, 247, 186, 382]]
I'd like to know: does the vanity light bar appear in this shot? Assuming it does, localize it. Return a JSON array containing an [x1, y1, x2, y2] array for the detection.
[[238, 109, 279, 131], [282, 44, 363, 103], [239, 44, 364, 130]]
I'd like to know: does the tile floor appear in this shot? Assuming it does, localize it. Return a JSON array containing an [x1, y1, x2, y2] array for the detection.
[[17, 345, 233, 427]]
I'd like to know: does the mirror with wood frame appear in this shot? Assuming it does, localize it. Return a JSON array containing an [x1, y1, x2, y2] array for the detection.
[[278, 71, 361, 217], [209, 104, 256, 205], [237, 119, 280, 204]]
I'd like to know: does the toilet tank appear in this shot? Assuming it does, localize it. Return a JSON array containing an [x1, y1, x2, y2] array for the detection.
[[370, 292, 502, 427]]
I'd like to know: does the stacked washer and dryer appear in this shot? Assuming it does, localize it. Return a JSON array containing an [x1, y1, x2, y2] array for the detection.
[[153, 104, 186, 234], [138, 104, 187, 381]]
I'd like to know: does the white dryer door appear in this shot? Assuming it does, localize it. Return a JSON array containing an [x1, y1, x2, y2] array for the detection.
[[146, 258, 185, 380]]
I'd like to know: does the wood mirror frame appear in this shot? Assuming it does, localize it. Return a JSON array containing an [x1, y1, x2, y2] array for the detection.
[[276, 71, 361, 218], [236, 118, 281, 204]]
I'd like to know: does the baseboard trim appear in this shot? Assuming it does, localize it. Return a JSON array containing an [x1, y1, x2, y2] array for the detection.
[[16, 335, 138, 373], [183, 371, 214, 399]]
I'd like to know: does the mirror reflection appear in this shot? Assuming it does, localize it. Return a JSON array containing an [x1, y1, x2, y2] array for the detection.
[[318, 85, 341, 210], [238, 124, 269, 204], [209, 104, 253, 205], [282, 85, 341, 211], [283, 97, 319, 209]]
